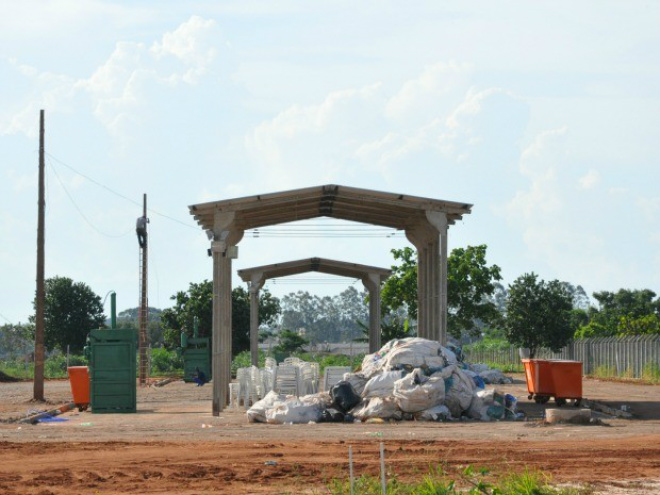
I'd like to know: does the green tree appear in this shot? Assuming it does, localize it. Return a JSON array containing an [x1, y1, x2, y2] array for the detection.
[[381, 245, 503, 338], [280, 287, 368, 344], [577, 289, 660, 338], [161, 280, 281, 355], [116, 307, 164, 346], [31, 276, 105, 353], [355, 310, 414, 344], [231, 286, 281, 355], [504, 273, 574, 358], [273, 329, 309, 357]]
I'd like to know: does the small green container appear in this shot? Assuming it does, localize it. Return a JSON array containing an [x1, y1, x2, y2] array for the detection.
[[87, 328, 137, 413], [182, 337, 212, 383]]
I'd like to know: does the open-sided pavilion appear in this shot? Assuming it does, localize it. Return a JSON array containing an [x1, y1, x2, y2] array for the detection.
[[189, 184, 472, 415], [238, 257, 392, 365]]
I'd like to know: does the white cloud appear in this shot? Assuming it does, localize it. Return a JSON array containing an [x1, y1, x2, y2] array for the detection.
[[150, 16, 221, 84], [385, 61, 472, 122], [507, 127, 567, 220], [245, 83, 385, 189], [1, 16, 226, 139], [578, 169, 600, 189]]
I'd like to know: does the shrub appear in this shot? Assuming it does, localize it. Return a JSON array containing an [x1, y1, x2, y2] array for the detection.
[[150, 347, 183, 375]]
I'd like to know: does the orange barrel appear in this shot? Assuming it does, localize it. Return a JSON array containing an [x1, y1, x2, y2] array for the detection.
[[68, 366, 90, 409], [522, 359, 555, 396], [548, 360, 582, 400]]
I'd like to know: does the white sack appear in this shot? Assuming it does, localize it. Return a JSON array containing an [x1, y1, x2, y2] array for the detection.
[[469, 363, 490, 374], [246, 391, 287, 423], [362, 370, 404, 398], [361, 353, 384, 378], [300, 391, 333, 408], [478, 369, 512, 384], [393, 368, 445, 413], [343, 372, 368, 396], [441, 367, 475, 418], [265, 399, 323, 424], [351, 397, 403, 421], [415, 404, 452, 421]]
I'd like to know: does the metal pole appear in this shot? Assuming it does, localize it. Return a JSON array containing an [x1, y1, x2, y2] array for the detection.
[[110, 292, 116, 329], [379, 442, 386, 495], [349, 446, 354, 495], [34, 109, 46, 401]]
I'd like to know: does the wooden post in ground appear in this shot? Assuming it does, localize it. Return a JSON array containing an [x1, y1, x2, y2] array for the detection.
[[34, 109, 46, 402]]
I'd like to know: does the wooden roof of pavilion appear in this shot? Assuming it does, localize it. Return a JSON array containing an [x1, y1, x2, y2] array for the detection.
[[237, 257, 391, 283], [189, 184, 472, 232]]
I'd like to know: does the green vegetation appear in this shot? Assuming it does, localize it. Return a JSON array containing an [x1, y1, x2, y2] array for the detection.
[[642, 363, 660, 384], [30, 276, 105, 353], [160, 280, 280, 354], [150, 348, 183, 375], [326, 465, 590, 495], [381, 245, 503, 339], [280, 286, 368, 343], [575, 289, 660, 339], [505, 273, 575, 358]]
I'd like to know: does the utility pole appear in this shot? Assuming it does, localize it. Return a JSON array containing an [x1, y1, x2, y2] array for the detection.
[[138, 194, 149, 385], [34, 110, 46, 401]]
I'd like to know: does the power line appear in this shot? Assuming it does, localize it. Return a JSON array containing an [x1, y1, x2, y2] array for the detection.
[[48, 158, 134, 238], [46, 152, 198, 231]]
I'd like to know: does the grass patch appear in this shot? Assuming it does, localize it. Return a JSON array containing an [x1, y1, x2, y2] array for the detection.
[[642, 363, 660, 384], [325, 465, 591, 495]]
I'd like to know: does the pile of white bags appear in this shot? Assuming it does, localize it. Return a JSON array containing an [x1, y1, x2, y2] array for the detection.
[[247, 338, 516, 424]]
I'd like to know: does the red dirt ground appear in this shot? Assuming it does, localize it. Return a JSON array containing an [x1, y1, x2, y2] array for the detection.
[[1, 375, 659, 494]]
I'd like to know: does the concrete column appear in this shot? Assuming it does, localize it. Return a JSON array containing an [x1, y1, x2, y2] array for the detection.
[[426, 211, 448, 345], [211, 240, 232, 415], [439, 229, 448, 345], [211, 213, 242, 416], [249, 273, 264, 367], [363, 273, 382, 353], [417, 245, 427, 338], [407, 213, 448, 345]]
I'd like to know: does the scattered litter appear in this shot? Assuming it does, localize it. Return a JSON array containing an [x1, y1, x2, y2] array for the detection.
[[264, 461, 278, 466], [201, 423, 213, 428], [37, 415, 69, 423], [80, 422, 93, 426]]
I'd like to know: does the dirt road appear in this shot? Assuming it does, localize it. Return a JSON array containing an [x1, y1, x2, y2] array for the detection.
[[1, 375, 659, 494]]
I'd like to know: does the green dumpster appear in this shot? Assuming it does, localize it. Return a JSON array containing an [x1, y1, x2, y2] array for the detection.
[[181, 335, 212, 383], [86, 328, 137, 413]]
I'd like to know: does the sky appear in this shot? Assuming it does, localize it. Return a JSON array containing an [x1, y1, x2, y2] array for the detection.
[[1, 1, 659, 324]]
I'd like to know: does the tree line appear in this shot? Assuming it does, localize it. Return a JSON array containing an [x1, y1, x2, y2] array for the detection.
[[8, 245, 658, 360]]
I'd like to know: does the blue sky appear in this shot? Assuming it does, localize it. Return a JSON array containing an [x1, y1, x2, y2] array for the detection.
[[1, 1, 659, 324]]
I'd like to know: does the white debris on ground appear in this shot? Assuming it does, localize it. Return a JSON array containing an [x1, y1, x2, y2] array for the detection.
[[247, 337, 517, 424]]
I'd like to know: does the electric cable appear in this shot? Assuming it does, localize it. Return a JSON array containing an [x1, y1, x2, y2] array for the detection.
[[48, 158, 134, 238], [46, 152, 198, 231]]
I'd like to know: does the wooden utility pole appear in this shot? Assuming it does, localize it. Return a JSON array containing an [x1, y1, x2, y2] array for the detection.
[[138, 194, 149, 385], [34, 110, 46, 401]]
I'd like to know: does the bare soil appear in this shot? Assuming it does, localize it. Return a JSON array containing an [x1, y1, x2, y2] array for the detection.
[[1, 374, 659, 494]]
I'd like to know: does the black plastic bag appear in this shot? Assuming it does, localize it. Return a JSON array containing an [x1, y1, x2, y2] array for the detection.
[[320, 408, 345, 423], [330, 380, 361, 413]]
